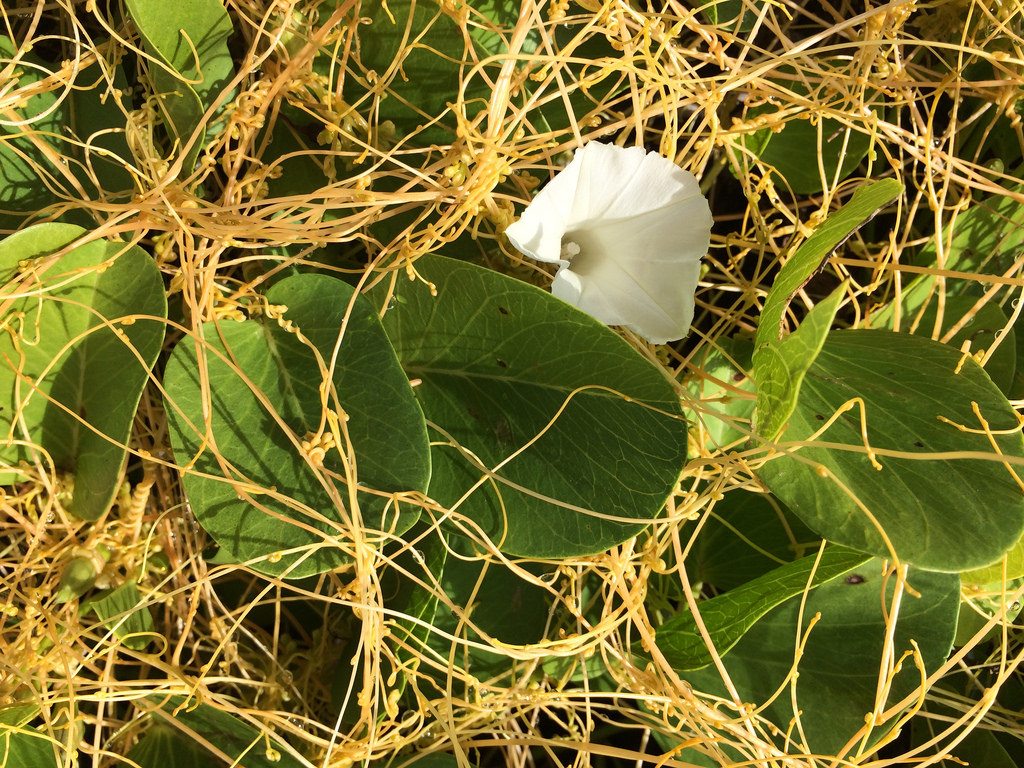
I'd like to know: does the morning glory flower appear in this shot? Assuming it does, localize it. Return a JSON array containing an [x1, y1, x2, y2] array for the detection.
[[505, 142, 713, 344]]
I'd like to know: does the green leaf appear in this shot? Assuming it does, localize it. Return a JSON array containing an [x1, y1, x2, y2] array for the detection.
[[131, 695, 306, 768], [163, 273, 430, 577], [907, 296, 1015, 395], [954, 576, 1023, 645], [68, 59, 135, 197], [333, 532, 549, 716], [753, 179, 903, 439], [649, 546, 869, 671], [868, 185, 1023, 397], [689, 490, 818, 592], [0, 705, 39, 728], [351, 0, 620, 144], [914, 189, 1024, 279], [512, 23, 624, 136], [684, 562, 960, 756], [912, 712, 1018, 768], [757, 116, 873, 195], [53, 556, 99, 603], [686, 336, 756, 451], [870, 184, 1024, 331], [259, 106, 332, 199], [123, 0, 234, 108], [353, 0, 484, 144], [426, 537, 551, 679], [742, 69, 875, 195], [0, 38, 62, 230], [82, 581, 157, 651], [755, 180, 903, 351], [694, 0, 765, 34], [382, 528, 448, 646], [0, 38, 134, 230], [369, 254, 689, 558], [124, 0, 235, 169], [335, 536, 448, 720], [754, 283, 845, 440], [0, 727, 63, 767], [126, 721, 211, 768], [0, 224, 167, 520], [372, 526, 448, 700], [961, 536, 1024, 584], [758, 329, 1024, 572]]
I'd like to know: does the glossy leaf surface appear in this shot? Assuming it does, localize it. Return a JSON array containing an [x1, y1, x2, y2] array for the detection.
[[754, 179, 903, 439], [130, 695, 305, 768], [0, 224, 166, 520], [650, 546, 868, 670], [164, 274, 430, 577], [759, 329, 1024, 571], [685, 562, 960, 756], [369, 254, 689, 557]]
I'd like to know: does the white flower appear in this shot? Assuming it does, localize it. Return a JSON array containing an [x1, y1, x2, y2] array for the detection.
[[505, 142, 713, 344]]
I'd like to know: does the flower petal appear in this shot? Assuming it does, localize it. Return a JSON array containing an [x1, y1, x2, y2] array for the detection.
[[503, 151, 585, 263], [554, 198, 708, 343], [506, 142, 713, 343], [567, 142, 704, 224]]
